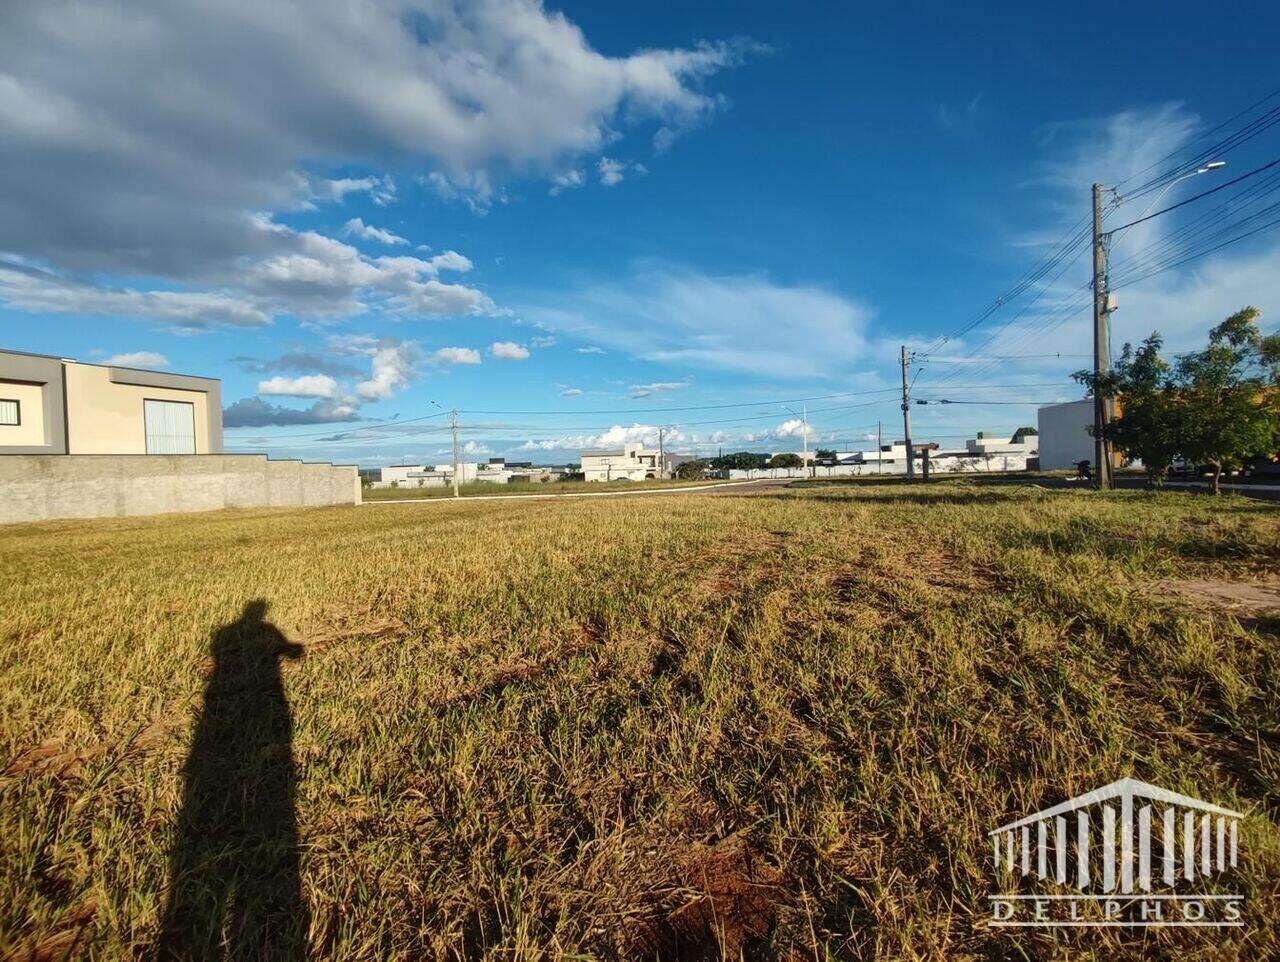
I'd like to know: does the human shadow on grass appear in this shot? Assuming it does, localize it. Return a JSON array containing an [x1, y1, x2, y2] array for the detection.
[[156, 600, 308, 961]]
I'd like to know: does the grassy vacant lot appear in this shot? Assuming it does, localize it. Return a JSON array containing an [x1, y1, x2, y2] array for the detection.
[[1, 483, 1278, 960], [363, 478, 731, 501]]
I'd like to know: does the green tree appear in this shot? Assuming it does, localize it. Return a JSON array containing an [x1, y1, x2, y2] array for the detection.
[[1174, 307, 1280, 494], [673, 458, 709, 480], [767, 452, 804, 469], [1011, 426, 1038, 444], [814, 448, 838, 464], [1076, 307, 1280, 494], [711, 451, 770, 471], [1075, 333, 1181, 486]]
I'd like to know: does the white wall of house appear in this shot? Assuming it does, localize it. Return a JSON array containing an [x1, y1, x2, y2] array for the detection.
[[580, 445, 659, 482], [1037, 400, 1095, 470]]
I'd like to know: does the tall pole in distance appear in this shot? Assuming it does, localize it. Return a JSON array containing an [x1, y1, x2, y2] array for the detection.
[[658, 426, 665, 479], [802, 403, 810, 477], [878, 420, 883, 475], [450, 408, 460, 498], [900, 345, 915, 479], [1091, 183, 1114, 491]]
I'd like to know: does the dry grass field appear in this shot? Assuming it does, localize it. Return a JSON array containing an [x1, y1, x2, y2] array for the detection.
[[1, 483, 1278, 960], [362, 477, 732, 501]]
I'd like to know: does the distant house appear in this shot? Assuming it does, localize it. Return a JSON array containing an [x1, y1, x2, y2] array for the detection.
[[1, 348, 222, 455], [580, 445, 661, 482], [1036, 400, 1095, 470]]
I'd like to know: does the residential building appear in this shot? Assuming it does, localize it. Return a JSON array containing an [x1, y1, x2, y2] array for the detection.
[[579, 445, 661, 482], [1037, 400, 1096, 470], [1, 348, 222, 455]]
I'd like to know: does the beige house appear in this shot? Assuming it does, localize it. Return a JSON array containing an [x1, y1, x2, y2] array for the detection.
[[580, 445, 661, 482], [0, 349, 222, 455]]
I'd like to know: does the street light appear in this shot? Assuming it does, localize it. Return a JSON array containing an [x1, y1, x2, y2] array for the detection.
[[1134, 160, 1226, 221]]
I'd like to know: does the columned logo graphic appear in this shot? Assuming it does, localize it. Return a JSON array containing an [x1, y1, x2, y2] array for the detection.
[[988, 778, 1244, 927]]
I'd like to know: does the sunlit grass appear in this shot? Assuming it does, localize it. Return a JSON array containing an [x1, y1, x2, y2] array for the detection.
[[1, 484, 1277, 959], [362, 477, 732, 501]]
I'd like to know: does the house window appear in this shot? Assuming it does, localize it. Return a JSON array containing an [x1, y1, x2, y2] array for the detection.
[[0, 399, 18, 426], [144, 399, 196, 454]]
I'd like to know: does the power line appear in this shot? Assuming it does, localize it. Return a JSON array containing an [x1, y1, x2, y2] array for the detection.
[[1107, 157, 1280, 234]]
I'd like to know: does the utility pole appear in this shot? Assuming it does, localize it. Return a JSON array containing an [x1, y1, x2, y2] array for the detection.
[[450, 408, 460, 498], [658, 426, 665, 479], [1091, 183, 1114, 491], [877, 420, 883, 474], [802, 403, 810, 477], [900, 345, 915, 479]]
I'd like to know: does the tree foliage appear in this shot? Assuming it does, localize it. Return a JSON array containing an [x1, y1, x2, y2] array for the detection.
[[1075, 306, 1280, 492], [672, 459, 709, 480], [767, 452, 804, 469], [711, 451, 770, 471], [1175, 307, 1280, 493]]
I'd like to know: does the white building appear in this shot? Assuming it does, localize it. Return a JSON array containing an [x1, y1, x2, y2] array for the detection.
[[372, 461, 509, 488], [724, 434, 1037, 479], [580, 445, 661, 482], [1037, 400, 1095, 470]]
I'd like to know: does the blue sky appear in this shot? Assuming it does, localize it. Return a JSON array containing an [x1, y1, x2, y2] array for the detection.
[[3, 0, 1279, 464]]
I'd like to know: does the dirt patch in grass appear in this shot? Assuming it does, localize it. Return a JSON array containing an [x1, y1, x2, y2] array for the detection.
[[632, 835, 788, 961], [1156, 576, 1280, 617]]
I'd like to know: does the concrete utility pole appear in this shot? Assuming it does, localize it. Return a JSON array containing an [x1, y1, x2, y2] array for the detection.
[[450, 408, 460, 498], [900, 345, 915, 479], [658, 427, 665, 478], [1091, 183, 1114, 491], [877, 420, 883, 474], [802, 403, 810, 477]]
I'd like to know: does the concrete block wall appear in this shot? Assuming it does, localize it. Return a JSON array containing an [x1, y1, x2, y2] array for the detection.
[[0, 454, 360, 524]]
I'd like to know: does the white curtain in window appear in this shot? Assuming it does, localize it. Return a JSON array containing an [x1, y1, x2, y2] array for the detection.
[[144, 399, 196, 454], [0, 399, 17, 426]]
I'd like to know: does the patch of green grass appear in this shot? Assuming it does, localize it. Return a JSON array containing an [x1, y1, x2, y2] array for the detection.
[[0, 486, 1277, 959]]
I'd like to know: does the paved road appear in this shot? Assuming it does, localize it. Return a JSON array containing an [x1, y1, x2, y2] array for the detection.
[[361, 477, 791, 507]]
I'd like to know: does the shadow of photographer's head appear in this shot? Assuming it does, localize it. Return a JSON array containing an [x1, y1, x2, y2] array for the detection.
[[212, 599, 304, 666]]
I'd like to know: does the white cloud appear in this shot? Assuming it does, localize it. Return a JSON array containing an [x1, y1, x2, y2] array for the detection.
[[312, 176, 396, 206], [0, 261, 269, 333], [771, 417, 809, 438], [257, 374, 339, 398], [528, 268, 871, 377], [491, 341, 530, 360], [598, 157, 626, 187], [560, 387, 583, 397], [629, 381, 688, 398], [530, 335, 557, 348], [101, 351, 168, 369], [575, 346, 606, 354], [0, 1, 755, 324], [462, 440, 490, 455], [326, 335, 421, 401], [434, 346, 482, 365], [549, 169, 585, 196], [223, 396, 360, 428], [342, 218, 409, 246], [653, 127, 677, 154], [521, 423, 681, 451]]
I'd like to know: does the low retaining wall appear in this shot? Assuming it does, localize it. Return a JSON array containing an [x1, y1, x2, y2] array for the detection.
[[0, 454, 360, 524]]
